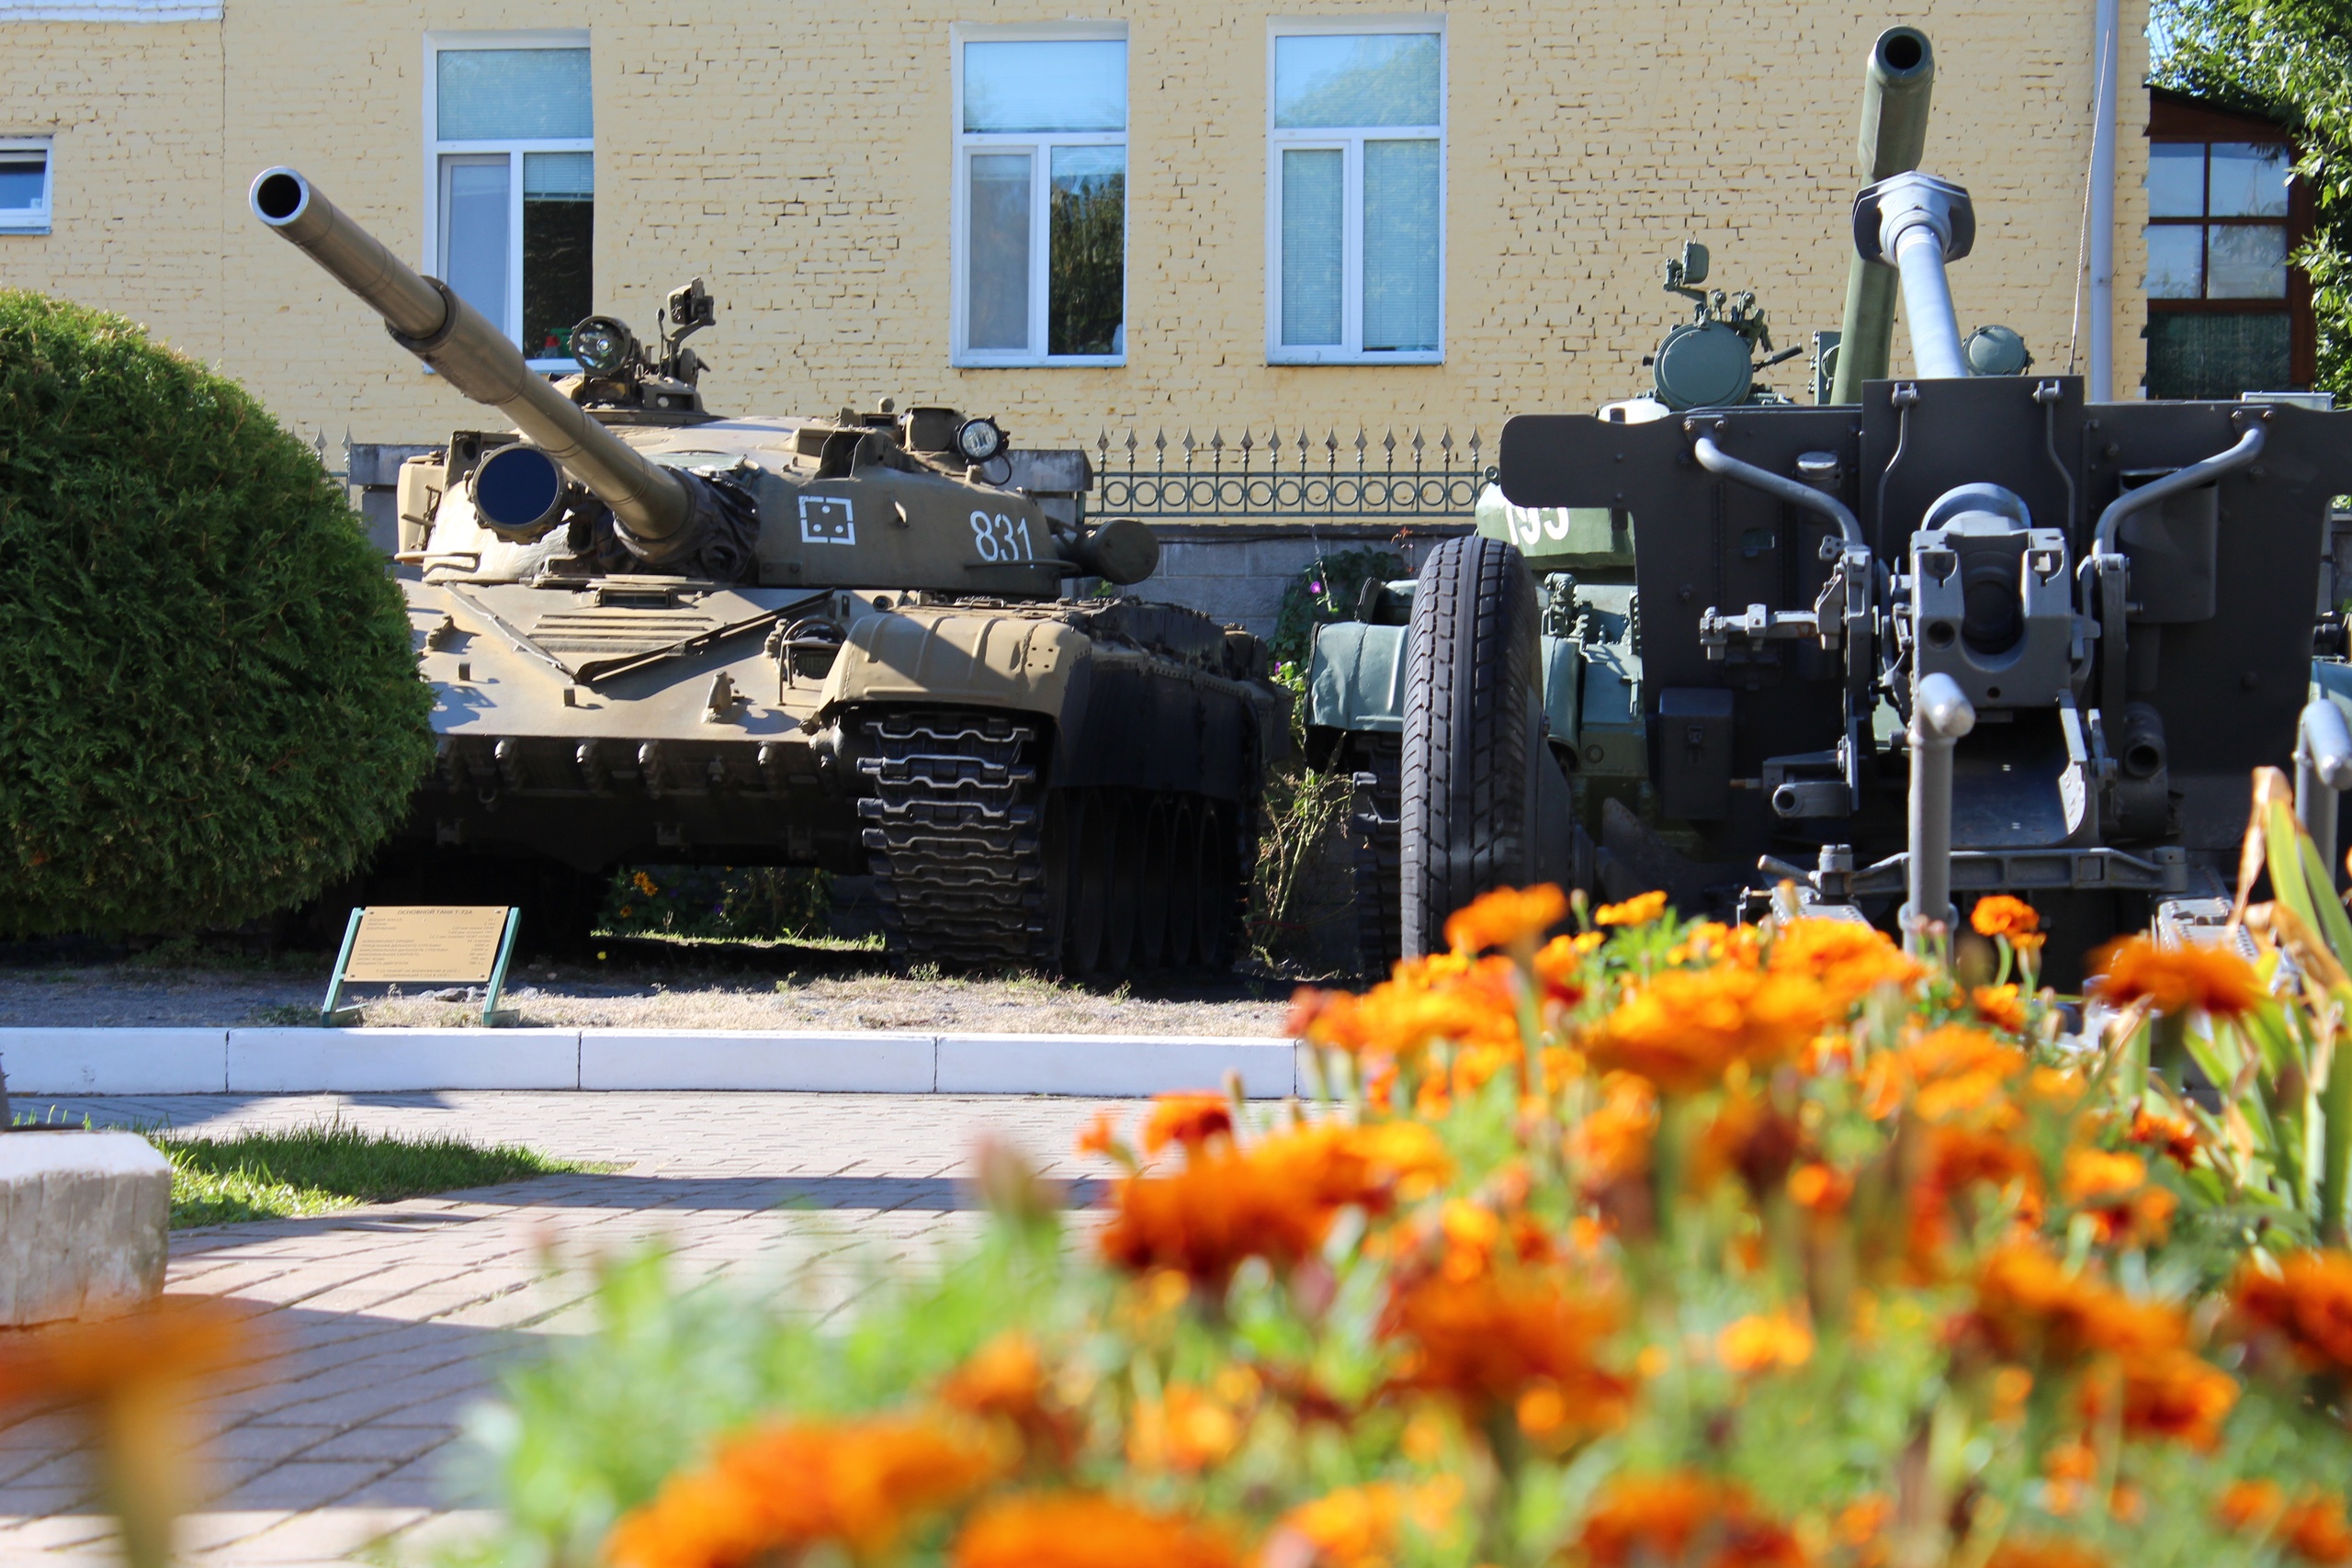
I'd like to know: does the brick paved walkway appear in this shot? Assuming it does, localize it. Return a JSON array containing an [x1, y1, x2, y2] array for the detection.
[[0, 1091, 1142, 1566]]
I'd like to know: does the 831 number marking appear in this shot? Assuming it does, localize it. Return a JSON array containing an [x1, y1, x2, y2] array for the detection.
[[968, 511, 1035, 563]]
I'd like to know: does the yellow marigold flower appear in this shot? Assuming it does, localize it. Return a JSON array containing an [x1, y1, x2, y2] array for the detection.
[[1770, 919, 1921, 1005], [1717, 1311, 1815, 1372], [1970, 895, 2040, 938], [1126, 1382, 1242, 1472], [2090, 935, 2264, 1019], [1446, 883, 1567, 953], [1594, 889, 1668, 927], [1272, 1479, 1464, 1568]]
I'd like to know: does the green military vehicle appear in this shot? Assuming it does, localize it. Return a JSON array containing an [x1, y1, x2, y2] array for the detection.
[[251, 167, 1285, 970]]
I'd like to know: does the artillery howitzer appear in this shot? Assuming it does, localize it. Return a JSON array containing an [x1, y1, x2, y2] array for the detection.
[[1321, 29, 2352, 976], [250, 168, 1284, 970]]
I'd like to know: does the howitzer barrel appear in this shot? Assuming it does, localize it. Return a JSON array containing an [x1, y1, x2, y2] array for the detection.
[[249, 166, 694, 549], [1828, 28, 1935, 401]]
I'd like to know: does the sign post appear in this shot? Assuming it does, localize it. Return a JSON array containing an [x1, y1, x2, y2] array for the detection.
[[319, 906, 522, 1026]]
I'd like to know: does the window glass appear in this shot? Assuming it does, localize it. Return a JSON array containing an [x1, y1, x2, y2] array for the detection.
[[1362, 139, 1440, 351], [436, 48, 592, 141], [1049, 146, 1125, 356], [2208, 222, 2288, 299], [442, 156, 511, 327], [964, 40, 1126, 132], [2146, 143, 2204, 219], [2208, 142, 2290, 218], [1274, 33, 1441, 128], [967, 152, 1033, 350], [1280, 148, 1344, 346], [2146, 311, 2290, 399], [522, 152, 594, 358], [2144, 225, 2203, 299], [0, 149, 44, 215]]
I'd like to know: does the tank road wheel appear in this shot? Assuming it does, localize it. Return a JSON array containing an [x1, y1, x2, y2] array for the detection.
[[1102, 794, 1144, 973], [1136, 797, 1175, 969], [1398, 536, 1545, 958], [1163, 799, 1201, 968], [1064, 792, 1114, 974]]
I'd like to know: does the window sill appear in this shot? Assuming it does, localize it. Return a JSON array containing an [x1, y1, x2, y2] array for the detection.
[[1267, 349, 1443, 366], [0, 220, 52, 234], [952, 355, 1127, 369]]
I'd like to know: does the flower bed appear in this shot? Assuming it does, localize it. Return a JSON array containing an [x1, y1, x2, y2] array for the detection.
[[15, 780, 2352, 1568]]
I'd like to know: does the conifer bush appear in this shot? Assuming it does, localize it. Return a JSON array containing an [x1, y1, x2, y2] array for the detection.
[[0, 290, 432, 936]]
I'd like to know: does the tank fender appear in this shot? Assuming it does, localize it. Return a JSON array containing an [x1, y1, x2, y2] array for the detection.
[[815, 607, 1090, 719], [1540, 634, 1583, 749], [1050, 655, 1262, 802], [1307, 620, 1410, 741]]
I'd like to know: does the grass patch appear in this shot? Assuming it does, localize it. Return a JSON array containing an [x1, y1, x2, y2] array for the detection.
[[153, 1121, 607, 1227]]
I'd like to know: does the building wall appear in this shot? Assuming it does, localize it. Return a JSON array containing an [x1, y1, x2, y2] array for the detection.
[[0, 0, 2150, 453]]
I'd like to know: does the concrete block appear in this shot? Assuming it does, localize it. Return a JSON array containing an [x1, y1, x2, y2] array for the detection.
[[935, 1034, 1296, 1099], [1, 1028, 228, 1096], [580, 1031, 934, 1092], [226, 1030, 580, 1093], [0, 1132, 173, 1325]]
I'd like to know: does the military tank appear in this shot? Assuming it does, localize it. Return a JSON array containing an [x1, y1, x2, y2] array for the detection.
[[249, 167, 1285, 971], [1396, 30, 2352, 977]]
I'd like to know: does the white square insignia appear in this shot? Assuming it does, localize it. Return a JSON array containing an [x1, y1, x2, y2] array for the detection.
[[798, 494, 856, 545]]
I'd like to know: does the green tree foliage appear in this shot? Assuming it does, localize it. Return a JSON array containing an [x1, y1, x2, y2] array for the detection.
[[0, 291, 433, 936], [1269, 547, 1408, 667], [2154, 0, 2352, 393]]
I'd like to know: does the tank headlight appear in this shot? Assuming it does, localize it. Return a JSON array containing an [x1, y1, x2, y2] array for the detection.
[[470, 442, 569, 541], [955, 416, 1006, 464], [570, 315, 639, 378]]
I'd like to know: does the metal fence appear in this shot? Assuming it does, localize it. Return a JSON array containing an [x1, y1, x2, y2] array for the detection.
[[1090, 426, 1489, 522]]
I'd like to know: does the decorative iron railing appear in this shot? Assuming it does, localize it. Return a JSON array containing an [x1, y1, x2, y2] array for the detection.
[[1090, 426, 1489, 522]]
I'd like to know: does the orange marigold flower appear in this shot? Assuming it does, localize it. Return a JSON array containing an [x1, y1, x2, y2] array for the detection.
[[1595, 889, 1669, 928], [1075, 1109, 1121, 1158], [2232, 1249, 2352, 1375], [1570, 1472, 1808, 1568], [1571, 1072, 1658, 1191], [1533, 933, 1591, 1006], [2090, 935, 2263, 1019], [1141, 1091, 1233, 1156], [0, 1298, 253, 1413], [2078, 1347, 2237, 1450], [1787, 1161, 1853, 1214], [1973, 984, 2029, 1032], [2218, 1483, 2352, 1565], [1693, 1089, 1805, 1201], [1971, 896, 2041, 939], [1717, 1311, 1815, 1373], [952, 1495, 1240, 1568], [1269, 1478, 1464, 1568], [1770, 919, 1922, 1005], [2060, 1148, 2176, 1248], [938, 1332, 1079, 1464], [1099, 1122, 1449, 1287], [1981, 1540, 2107, 1568], [1894, 1026, 2027, 1125], [2126, 1108, 2199, 1168], [606, 1415, 1002, 1568], [1585, 965, 1829, 1094], [1447, 883, 1567, 953], [1961, 1239, 2187, 1365], [1126, 1382, 1243, 1472], [1382, 1267, 1634, 1432]]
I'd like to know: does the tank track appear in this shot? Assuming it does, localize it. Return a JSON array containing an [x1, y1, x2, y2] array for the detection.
[[854, 709, 1052, 965], [1349, 733, 1404, 977]]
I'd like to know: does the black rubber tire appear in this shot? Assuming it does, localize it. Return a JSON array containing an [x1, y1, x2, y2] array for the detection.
[[1398, 535, 1544, 957]]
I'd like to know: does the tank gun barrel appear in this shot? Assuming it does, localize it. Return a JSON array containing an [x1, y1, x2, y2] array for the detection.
[[1827, 28, 1935, 401], [1855, 172, 1975, 380], [249, 166, 697, 557]]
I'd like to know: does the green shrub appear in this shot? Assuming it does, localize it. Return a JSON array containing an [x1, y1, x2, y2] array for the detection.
[[1267, 547, 1408, 668], [0, 291, 433, 936]]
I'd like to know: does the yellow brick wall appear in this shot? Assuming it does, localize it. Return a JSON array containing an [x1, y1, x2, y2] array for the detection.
[[0, 1, 2149, 454]]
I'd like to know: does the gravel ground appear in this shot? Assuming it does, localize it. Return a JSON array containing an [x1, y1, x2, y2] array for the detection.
[[0, 939, 1300, 1035]]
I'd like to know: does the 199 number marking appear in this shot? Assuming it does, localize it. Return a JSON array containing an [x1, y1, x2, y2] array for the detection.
[[969, 511, 1035, 563]]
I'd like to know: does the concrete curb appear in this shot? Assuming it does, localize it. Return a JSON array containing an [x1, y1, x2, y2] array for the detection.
[[0, 1027, 1306, 1100]]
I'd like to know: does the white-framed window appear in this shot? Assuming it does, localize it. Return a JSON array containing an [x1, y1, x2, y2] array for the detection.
[[951, 25, 1128, 367], [1266, 19, 1444, 364], [423, 31, 593, 372], [0, 137, 53, 234]]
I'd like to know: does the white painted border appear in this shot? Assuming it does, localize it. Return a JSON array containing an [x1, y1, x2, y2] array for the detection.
[[2, 1029, 1306, 1099], [1263, 15, 1446, 366]]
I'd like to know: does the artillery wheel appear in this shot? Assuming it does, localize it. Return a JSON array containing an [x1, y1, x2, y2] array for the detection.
[[1398, 535, 1547, 957]]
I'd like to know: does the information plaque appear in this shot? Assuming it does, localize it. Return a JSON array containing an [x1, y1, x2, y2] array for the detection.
[[319, 906, 521, 1026]]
